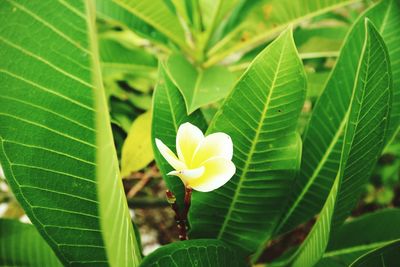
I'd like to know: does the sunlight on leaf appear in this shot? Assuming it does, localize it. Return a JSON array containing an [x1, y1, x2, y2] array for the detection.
[[121, 111, 154, 177]]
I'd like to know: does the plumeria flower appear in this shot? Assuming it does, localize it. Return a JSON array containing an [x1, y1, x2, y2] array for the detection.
[[155, 122, 235, 192]]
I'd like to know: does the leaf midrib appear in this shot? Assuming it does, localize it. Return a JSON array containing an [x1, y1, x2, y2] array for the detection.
[[189, 69, 204, 112], [216, 33, 288, 239]]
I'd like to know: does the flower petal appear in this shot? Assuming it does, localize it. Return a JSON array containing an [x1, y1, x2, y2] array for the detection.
[[192, 133, 233, 167], [168, 166, 205, 185], [155, 138, 186, 170], [189, 157, 236, 192], [176, 122, 204, 164]]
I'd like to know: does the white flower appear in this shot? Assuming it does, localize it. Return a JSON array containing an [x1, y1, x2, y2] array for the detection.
[[155, 122, 235, 192]]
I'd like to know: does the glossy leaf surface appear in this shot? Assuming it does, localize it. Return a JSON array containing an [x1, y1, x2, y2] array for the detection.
[[350, 240, 400, 267], [139, 239, 248, 267], [0, 1, 141, 266], [0, 219, 62, 267], [317, 209, 400, 266], [166, 54, 235, 114], [277, 0, 400, 235], [190, 28, 306, 254], [292, 20, 392, 267]]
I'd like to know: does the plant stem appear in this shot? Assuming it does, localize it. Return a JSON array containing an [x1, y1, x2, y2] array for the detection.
[[183, 187, 192, 219], [166, 189, 192, 241]]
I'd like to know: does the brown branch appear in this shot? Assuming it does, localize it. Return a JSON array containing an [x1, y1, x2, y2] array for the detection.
[[166, 189, 192, 241]]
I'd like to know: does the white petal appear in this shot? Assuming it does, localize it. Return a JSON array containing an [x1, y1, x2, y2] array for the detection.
[[168, 166, 205, 185], [155, 138, 186, 170], [176, 122, 204, 165], [192, 132, 233, 167], [189, 157, 236, 192]]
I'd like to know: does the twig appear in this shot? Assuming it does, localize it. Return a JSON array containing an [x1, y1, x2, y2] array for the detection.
[[126, 166, 159, 198], [183, 187, 192, 219], [166, 189, 191, 241], [127, 175, 151, 198]]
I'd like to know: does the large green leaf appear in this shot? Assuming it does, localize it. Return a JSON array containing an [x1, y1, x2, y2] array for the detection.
[[349, 240, 400, 267], [189, 27, 306, 255], [0, 219, 62, 267], [139, 239, 248, 267], [0, 0, 141, 266], [165, 53, 235, 114], [97, 0, 189, 53], [151, 65, 207, 209], [316, 209, 400, 266], [204, 0, 357, 67], [291, 19, 392, 267], [276, 0, 400, 235]]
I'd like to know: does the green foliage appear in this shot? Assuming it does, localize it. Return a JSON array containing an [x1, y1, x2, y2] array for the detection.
[[121, 111, 153, 177], [291, 19, 392, 267], [165, 53, 235, 114], [204, 0, 358, 66], [0, 0, 140, 266], [151, 65, 207, 210], [99, 38, 157, 79], [98, 0, 189, 51], [318, 208, 400, 266], [139, 239, 248, 267], [349, 240, 400, 267], [1, 0, 399, 266], [277, 0, 400, 236], [0, 219, 62, 266], [190, 27, 306, 255]]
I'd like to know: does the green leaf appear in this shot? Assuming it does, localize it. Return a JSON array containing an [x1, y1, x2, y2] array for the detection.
[[276, 0, 400, 235], [382, 0, 400, 147], [139, 239, 248, 267], [170, 0, 192, 29], [165, 53, 235, 114], [189, 27, 306, 255], [306, 71, 330, 99], [197, 0, 240, 49], [0, 1, 141, 266], [98, 0, 189, 52], [0, 219, 62, 267], [121, 111, 154, 177], [151, 64, 207, 209], [96, 1, 169, 46], [349, 240, 400, 267], [204, 0, 358, 67], [295, 26, 349, 59], [199, 0, 238, 32], [99, 37, 157, 78], [317, 209, 400, 266], [291, 19, 392, 267]]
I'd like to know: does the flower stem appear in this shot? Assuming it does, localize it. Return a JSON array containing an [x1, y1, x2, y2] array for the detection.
[[183, 187, 192, 219], [166, 189, 192, 241]]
